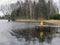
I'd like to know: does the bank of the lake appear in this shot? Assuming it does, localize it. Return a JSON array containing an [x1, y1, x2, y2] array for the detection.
[[16, 19, 60, 25]]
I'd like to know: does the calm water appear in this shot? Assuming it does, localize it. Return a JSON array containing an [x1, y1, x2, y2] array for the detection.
[[0, 19, 60, 45]]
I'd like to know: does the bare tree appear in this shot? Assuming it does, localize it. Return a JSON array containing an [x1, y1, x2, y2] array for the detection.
[[11, 0, 58, 19]]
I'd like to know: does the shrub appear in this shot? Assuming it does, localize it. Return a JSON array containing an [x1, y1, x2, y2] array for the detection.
[[50, 14, 60, 20]]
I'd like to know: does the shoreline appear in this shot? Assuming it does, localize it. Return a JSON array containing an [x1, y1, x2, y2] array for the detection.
[[15, 19, 60, 25]]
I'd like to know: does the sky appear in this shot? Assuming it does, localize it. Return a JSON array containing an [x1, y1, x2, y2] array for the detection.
[[0, 0, 17, 5], [0, 11, 4, 17], [0, 0, 59, 5], [0, 0, 59, 16]]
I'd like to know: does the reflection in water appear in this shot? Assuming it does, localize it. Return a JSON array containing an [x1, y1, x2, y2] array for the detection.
[[0, 20, 60, 45], [12, 22, 39, 30]]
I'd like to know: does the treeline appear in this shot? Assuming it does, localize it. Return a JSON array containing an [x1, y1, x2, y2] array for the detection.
[[11, 0, 58, 19]]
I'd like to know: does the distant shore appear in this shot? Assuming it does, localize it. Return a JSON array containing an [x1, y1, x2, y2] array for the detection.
[[16, 19, 60, 25]]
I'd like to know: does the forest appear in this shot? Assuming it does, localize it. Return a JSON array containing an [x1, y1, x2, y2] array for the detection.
[[10, 0, 59, 20]]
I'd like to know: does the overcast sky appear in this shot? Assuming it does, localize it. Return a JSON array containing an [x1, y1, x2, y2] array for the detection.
[[0, 0, 59, 16], [0, 0, 59, 4]]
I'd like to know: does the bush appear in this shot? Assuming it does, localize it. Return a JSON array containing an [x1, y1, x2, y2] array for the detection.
[[50, 14, 60, 20]]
